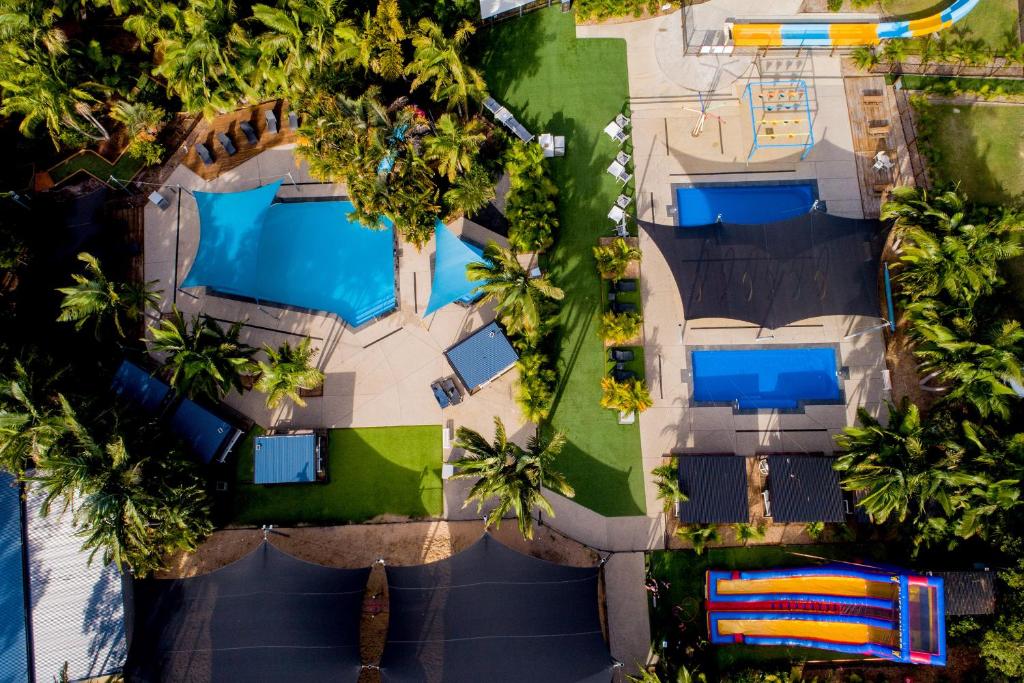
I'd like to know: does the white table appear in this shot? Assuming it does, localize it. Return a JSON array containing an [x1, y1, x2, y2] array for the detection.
[[539, 133, 555, 158]]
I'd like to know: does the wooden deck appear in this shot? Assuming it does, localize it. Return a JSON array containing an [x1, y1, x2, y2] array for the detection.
[[842, 76, 915, 218], [182, 100, 299, 181]]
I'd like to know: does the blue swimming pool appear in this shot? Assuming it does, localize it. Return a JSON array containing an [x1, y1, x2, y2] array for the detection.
[[691, 347, 841, 410], [675, 182, 816, 226]]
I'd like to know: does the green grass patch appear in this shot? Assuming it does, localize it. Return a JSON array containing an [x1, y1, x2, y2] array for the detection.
[[912, 100, 1024, 204], [956, 0, 1019, 49], [648, 545, 891, 674], [48, 149, 148, 185], [900, 74, 1024, 97], [477, 8, 646, 517], [221, 425, 443, 525]]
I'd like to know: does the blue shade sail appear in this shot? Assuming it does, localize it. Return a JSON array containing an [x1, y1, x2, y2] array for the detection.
[[424, 221, 488, 315]]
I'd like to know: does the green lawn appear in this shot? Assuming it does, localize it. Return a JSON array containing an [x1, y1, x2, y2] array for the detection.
[[222, 425, 443, 525], [48, 149, 148, 185], [956, 0, 1019, 49], [916, 101, 1024, 204], [477, 8, 646, 517], [648, 545, 891, 674]]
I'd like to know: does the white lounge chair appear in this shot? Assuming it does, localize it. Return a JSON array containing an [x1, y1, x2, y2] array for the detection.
[[603, 121, 626, 144], [615, 113, 631, 129], [616, 194, 632, 209], [615, 150, 631, 166], [553, 135, 565, 157], [608, 205, 626, 223]]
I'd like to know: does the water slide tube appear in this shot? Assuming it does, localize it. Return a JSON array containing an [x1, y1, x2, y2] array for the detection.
[[706, 566, 946, 665], [728, 0, 980, 47]]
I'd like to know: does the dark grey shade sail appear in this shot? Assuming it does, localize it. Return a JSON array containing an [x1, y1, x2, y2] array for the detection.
[[676, 455, 750, 523], [767, 454, 845, 523], [642, 213, 884, 328], [381, 533, 614, 683], [125, 542, 369, 683]]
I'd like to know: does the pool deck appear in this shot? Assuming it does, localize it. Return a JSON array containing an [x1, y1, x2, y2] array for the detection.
[[143, 144, 529, 484]]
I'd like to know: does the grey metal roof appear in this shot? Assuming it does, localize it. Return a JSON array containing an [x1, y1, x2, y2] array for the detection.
[[0, 473, 28, 683], [676, 455, 749, 523], [766, 454, 845, 523], [254, 433, 318, 484], [24, 483, 126, 683], [937, 571, 996, 615], [444, 321, 519, 392]]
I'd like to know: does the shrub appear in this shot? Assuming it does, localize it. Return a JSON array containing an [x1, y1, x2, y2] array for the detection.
[[505, 140, 558, 253], [600, 376, 653, 414], [574, 0, 679, 21], [127, 139, 165, 166], [598, 310, 642, 344], [674, 523, 719, 555], [515, 353, 557, 423], [651, 461, 687, 512], [827, 0, 842, 11], [593, 238, 641, 280]]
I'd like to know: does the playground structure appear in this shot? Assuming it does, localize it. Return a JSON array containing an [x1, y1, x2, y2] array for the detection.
[[706, 566, 946, 665], [727, 0, 980, 48], [743, 80, 814, 161]]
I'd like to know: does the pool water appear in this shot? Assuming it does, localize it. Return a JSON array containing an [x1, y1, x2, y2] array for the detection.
[[676, 182, 816, 226], [691, 347, 840, 410]]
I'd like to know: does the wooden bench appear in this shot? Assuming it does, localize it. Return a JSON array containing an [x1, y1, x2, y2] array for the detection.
[[862, 89, 885, 104], [867, 121, 892, 136]]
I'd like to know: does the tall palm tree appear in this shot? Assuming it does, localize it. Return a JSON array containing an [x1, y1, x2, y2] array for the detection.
[[880, 186, 968, 239], [882, 39, 908, 74], [57, 252, 161, 338], [594, 238, 641, 280], [406, 18, 486, 116], [466, 243, 564, 336], [651, 462, 688, 513], [451, 417, 574, 539], [443, 165, 495, 217], [146, 307, 255, 402], [254, 337, 325, 409], [425, 114, 486, 181], [0, 359, 65, 475]]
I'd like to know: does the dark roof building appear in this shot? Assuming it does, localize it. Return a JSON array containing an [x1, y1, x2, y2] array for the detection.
[[111, 360, 172, 413], [766, 454, 845, 523], [444, 321, 519, 392], [167, 398, 242, 464], [938, 571, 997, 616], [676, 455, 749, 523]]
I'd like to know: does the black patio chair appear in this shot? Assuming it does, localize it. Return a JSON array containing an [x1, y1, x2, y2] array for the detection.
[[612, 369, 637, 382], [216, 132, 237, 156], [611, 301, 637, 314], [195, 143, 215, 165], [614, 279, 638, 293], [441, 378, 462, 406], [609, 348, 634, 362], [240, 121, 258, 145], [265, 109, 278, 134]]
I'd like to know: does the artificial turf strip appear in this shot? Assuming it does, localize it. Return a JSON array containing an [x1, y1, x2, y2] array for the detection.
[[477, 8, 646, 516], [225, 425, 443, 525]]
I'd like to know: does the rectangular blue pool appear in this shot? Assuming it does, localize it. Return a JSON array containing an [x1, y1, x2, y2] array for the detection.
[[675, 182, 816, 226], [691, 347, 841, 410]]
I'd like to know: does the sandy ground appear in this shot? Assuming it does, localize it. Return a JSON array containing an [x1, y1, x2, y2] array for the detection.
[[158, 520, 602, 681]]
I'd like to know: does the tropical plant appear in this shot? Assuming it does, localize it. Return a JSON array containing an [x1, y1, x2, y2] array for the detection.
[[732, 522, 766, 545], [651, 461, 688, 513], [504, 141, 559, 252], [425, 114, 486, 181], [514, 353, 556, 423], [443, 165, 495, 217], [254, 337, 325, 409], [599, 310, 642, 344], [34, 398, 212, 576], [980, 559, 1024, 679], [451, 417, 574, 539], [600, 376, 653, 414], [804, 521, 826, 540], [109, 100, 165, 140], [0, 358, 65, 475], [407, 18, 485, 116], [882, 39, 908, 73], [146, 307, 255, 402], [851, 46, 879, 71], [675, 523, 719, 555], [467, 243, 564, 336], [594, 238, 641, 280], [880, 186, 968, 239], [57, 252, 161, 338], [353, 0, 407, 80]]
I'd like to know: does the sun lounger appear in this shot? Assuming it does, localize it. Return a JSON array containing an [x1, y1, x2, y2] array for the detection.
[[616, 194, 632, 209], [441, 378, 462, 406], [615, 150, 631, 166], [603, 121, 627, 144], [216, 132, 237, 156], [609, 348, 634, 362], [240, 122, 258, 145], [611, 302, 637, 314], [553, 136, 565, 156], [431, 381, 451, 409], [288, 111, 299, 130], [265, 110, 278, 134], [608, 205, 626, 224], [612, 368, 637, 382], [195, 143, 215, 165], [615, 113, 631, 129], [614, 279, 637, 293]]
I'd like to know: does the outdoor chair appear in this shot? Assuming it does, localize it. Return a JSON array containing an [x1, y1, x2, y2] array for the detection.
[[553, 135, 565, 156], [606, 160, 626, 180], [615, 170, 632, 186], [240, 122, 258, 145], [441, 378, 462, 406], [288, 111, 299, 130], [611, 301, 637, 314], [603, 121, 627, 144], [613, 279, 637, 293], [430, 381, 451, 409], [216, 132, 237, 156], [615, 150, 631, 166], [612, 368, 637, 382], [265, 110, 278, 134], [613, 223, 629, 238], [615, 194, 632, 209], [608, 205, 626, 224], [873, 150, 894, 171], [195, 143, 215, 165], [614, 113, 631, 129], [609, 348, 635, 362]]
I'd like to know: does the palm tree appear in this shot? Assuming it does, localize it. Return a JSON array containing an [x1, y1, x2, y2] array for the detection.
[[880, 186, 968, 239], [443, 165, 495, 217], [406, 18, 486, 116], [254, 338, 325, 409], [594, 238, 641, 280], [675, 523, 719, 555], [353, 0, 406, 80], [146, 307, 255, 402], [467, 243, 564, 336], [109, 100, 165, 140], [600, 376, 653, 414], [57, 252, 161, 338], [732, 522, 766, 545], [425, 114, 486, 181], [851, 46, 879, 72], [0, 359, 65, 475], [514, 353, 555, 423], [651, 461, 688, 513], [598, 310, 642, 344], [882, 39, 908, 74], [451, 417, 574, 539]]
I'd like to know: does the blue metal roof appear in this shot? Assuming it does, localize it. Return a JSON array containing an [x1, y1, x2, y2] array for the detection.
[[0, 473, 28, 683], [254, 434, 317, 484], [110, 360, 171, 414], [444, 321, 519, 392], [169, 399, 235, 464]]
